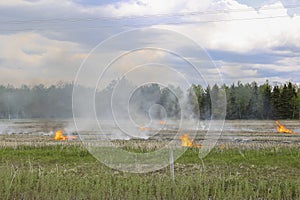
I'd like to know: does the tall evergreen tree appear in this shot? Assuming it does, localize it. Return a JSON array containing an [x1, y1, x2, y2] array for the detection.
[[280, 82, 296, 119], [203, 85, 211, 119], [246, 82, 260, 119], [260, 81, 272, 119], [186, 84, 203, 119], [226, 84, 238, 119], [272, 85, 281, 119]]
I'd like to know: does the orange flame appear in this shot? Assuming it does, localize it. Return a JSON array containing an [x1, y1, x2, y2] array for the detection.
[[179, 134, 201, 148], [179, 134, 193, 147], [159, 120, 166, 125], [275, 121, 295, 134], [139, 126, 151, 131], [221, 143, 225, 150], [54, 130, 77, 141]]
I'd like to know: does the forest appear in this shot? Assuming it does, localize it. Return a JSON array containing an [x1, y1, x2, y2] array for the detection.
[[0, 80, 299, 120]]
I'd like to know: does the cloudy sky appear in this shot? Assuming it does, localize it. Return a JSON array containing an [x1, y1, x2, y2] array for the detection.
[[0, 0, 300, 86]]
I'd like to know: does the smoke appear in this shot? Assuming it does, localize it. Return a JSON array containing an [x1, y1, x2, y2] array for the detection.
[[71, 28, 227, 143]]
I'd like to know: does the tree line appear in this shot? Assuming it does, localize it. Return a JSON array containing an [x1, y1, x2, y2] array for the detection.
[[190, 81, 300, 120], [0, 83, 73, 119], [0, 80, 299, 120]]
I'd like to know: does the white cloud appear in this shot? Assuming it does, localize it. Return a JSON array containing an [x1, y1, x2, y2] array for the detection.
[[2, 0, 299, 53], [0, 0, 299, 85], [156, 1, 300, 53], [212, 57, 300, 85], [0, 0, 32, 6], [102, 0, 213, 17], [0, 32, 86, 85], [220, 65, 258, 78]]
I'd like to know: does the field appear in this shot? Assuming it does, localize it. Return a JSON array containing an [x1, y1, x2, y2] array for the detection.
[[0, 120, 300, 199]]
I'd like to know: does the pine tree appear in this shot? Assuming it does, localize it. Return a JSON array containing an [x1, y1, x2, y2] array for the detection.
[[280, 82, 296, 119], [246, 82, 260, 119], [260, 81, 272, 119], [186, 84, 203, 119], [272, 85, 281, 119], [226, 84, 238, 119], [203, 85, 211, 119]]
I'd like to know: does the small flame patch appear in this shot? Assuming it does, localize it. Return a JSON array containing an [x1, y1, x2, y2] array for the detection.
[[159, 120, 166, 125], [275, 121, 295, 134], [139, 126, 151, 131], [54, 130, 77, 141], [179, 134, 202, 148]]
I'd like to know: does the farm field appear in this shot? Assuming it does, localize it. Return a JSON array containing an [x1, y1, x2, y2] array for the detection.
[[0, 120, 300, 199], [1, 0, 300, 199]]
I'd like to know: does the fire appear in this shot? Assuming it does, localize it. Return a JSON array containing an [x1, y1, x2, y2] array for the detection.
[[221, 143, 225, 150], [179, 134, 193, 147], [54, 130, 77, 141], [54, 130, 65, 141], [139, 126, 151, 131], [159, 120, 166, 125], [179, 134, 201, 148], [275, 121, 295, 134]]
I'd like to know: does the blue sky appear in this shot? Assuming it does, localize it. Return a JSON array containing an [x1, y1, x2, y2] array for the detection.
[[0, 0, 299, 86], [73, 0, 122, 6], [76, 0, 268, 7], [236, 0, 267, 7]]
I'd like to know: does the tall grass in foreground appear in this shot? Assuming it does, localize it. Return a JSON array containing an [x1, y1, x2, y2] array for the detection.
[[0, 145, 299, 199], [1, 165, 299, 199]]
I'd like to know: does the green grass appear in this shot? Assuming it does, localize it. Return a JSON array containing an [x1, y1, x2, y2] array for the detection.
[[0, 144, 300, 199]]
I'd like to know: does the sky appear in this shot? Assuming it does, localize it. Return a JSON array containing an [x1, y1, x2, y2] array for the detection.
[[0, 0, 300, 87]]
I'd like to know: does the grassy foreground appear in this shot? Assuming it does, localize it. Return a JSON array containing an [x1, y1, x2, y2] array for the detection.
[[0, 144, 300, 199]]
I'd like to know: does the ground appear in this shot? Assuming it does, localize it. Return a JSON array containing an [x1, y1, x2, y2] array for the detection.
[[0, 120, 300, 199]]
